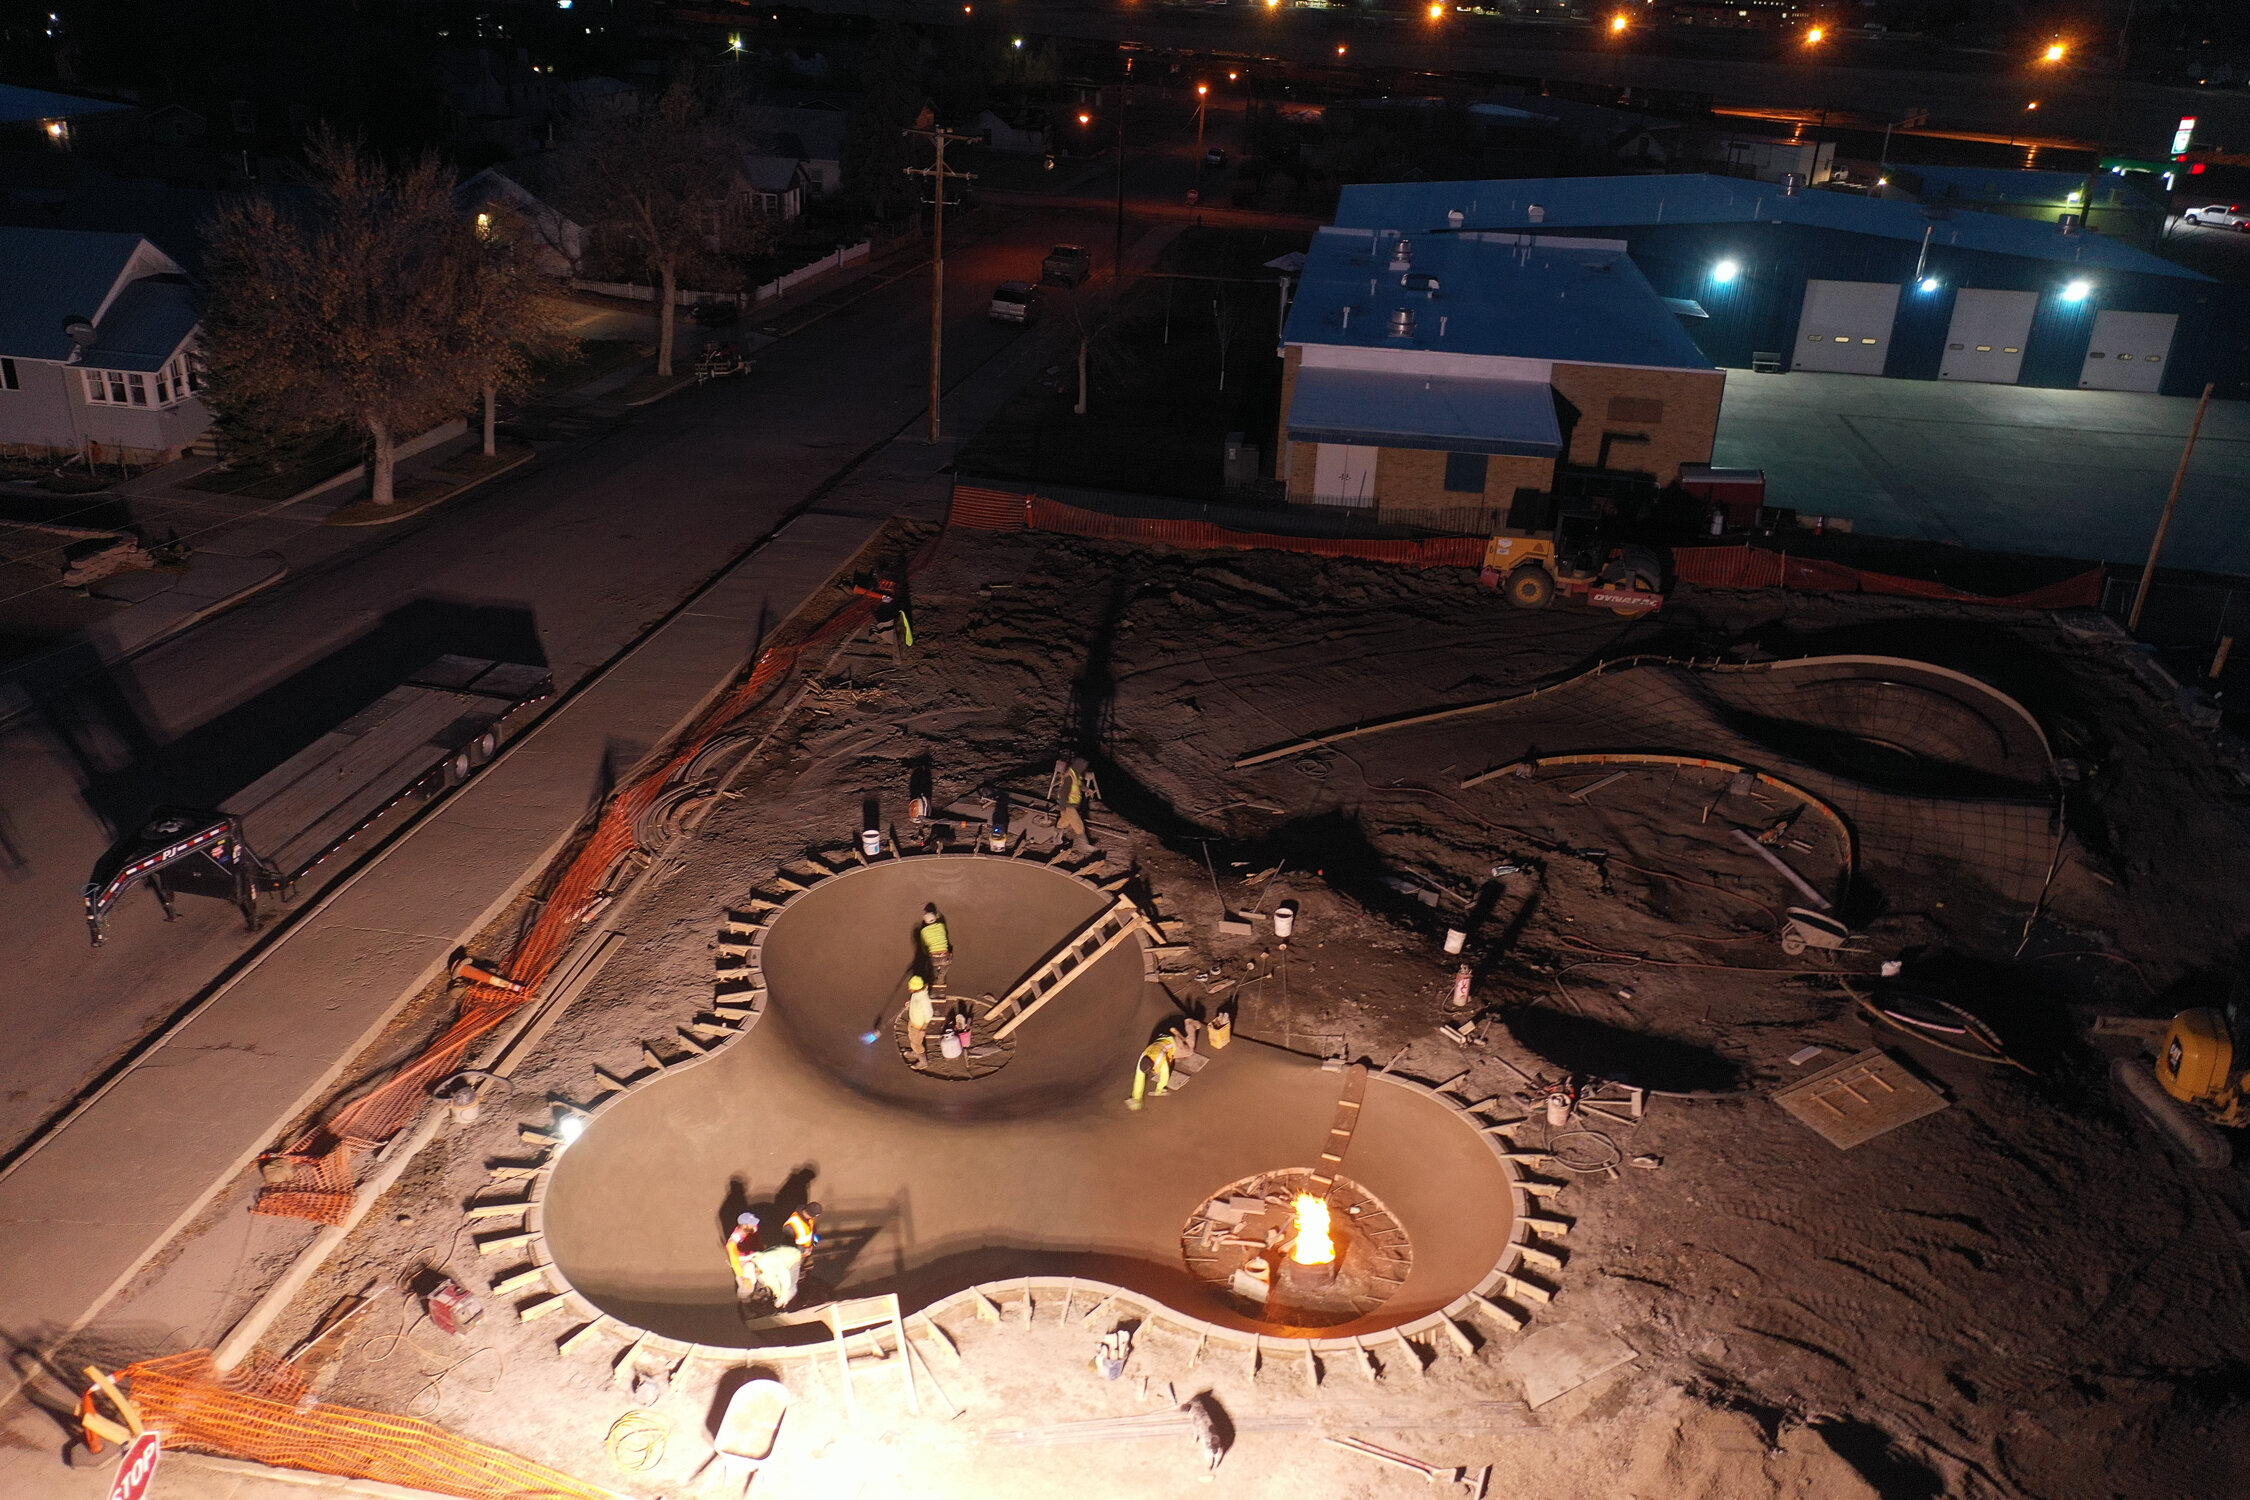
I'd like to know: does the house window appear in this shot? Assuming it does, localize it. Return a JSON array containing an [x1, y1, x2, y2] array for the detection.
[[1607, 396, 1665, 424], [0, 358, 16, 391], [1443, 452, 1489, 494], [82, 369, 150, 406]]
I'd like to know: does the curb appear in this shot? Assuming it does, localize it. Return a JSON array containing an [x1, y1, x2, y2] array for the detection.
[[320, 447, 536, 527]]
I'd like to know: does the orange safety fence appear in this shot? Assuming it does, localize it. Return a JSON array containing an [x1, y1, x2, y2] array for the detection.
[[119, 1351, 620, 1500], [951, 482, 2106, 611], [255, 530, 942, 1223]]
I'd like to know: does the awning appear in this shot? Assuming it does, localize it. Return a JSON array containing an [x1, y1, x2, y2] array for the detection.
[[1287, 368, 1561, 457]]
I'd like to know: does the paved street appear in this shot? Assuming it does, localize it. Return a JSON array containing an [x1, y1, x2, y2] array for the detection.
[[1715, 370, 2250, 572], [0, 213, 1073, 1165]]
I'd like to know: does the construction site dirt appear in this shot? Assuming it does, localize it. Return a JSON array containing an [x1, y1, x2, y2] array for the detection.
[[142, 522, 2250, 1500]]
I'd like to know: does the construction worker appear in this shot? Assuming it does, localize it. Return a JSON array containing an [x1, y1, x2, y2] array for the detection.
[[728, 1211, 808, 1310], [1127, 1030, 1185, 1110], [783, 1201, 821, 1249], [918, 904, 952, 991], [902, 973, 935, 1062], [725, 1212, 764, 1291], [1053, 756, 1097, 853]]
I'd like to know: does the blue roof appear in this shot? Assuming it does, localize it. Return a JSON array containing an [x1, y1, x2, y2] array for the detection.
[[0, 227, 154, 361], [1283, 226, 1715, 371], [1336, 174, 2210, 281], [1289, 368, 1562, 455], [78, 276, 199, 372], [0, 84, 134, 125]]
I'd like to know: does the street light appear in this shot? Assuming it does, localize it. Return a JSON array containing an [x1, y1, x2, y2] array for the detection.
[[2041, 41, 2067, 64], [1609, 12, 1629, 34], [1711, 259, 1740, 284], [1428, 1, 1445, 18], [1918, 276, 1941, 293], [1805, 25, 1824, 45]]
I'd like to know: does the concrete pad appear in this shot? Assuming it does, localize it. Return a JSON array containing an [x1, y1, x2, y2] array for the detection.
[[1500, 1322, 1640, 1408], [1715, 369, 2250, 571]]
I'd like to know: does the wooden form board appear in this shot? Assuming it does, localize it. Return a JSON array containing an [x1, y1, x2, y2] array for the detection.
[[1771, 1047, 1948, 1150]]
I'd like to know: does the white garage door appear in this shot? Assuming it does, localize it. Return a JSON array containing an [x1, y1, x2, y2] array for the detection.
[[1939, 289, 2039, 384], [1792, 280, 1900, 375], [1312, 443, 1376, 507], [2079, 310, 2177, 393]]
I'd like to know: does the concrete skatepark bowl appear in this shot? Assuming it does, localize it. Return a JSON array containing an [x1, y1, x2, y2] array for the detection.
[[536, 854, 1527, 1351]]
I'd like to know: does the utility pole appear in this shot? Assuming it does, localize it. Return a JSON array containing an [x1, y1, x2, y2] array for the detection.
[[2075, 0, 2139, 238], [1113, 62, 1130, 279], [2129, 382, 2214, 634], [904, 123, 979, 444]]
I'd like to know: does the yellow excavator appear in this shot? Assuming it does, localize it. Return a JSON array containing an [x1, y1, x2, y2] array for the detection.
[[2115, 1002, 2247, 1168]]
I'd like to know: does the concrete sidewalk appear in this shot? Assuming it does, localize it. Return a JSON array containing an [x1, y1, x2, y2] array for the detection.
[[0, 218, 1103, 1499]]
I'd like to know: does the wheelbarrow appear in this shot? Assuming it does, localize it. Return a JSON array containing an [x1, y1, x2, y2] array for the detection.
[[703, 1377, 789, 1494], [1778, 906, 1850, 957]]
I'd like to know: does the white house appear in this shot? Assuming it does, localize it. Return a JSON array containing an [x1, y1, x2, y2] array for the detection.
[[743, 105, 847, 195], [976, 108, 1051, 156], [734, 153, 811, 223], [458, 161, 587, 278], [0, 227, 210, 464]]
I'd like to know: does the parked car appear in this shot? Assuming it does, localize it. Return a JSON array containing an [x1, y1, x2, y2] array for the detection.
[[691, 298, 741, 326], [2182, 204, 2250, 230], [989, 281, 1041, 325], [1204, 147, 1228, 168], [1041, 244, 1093, 286]]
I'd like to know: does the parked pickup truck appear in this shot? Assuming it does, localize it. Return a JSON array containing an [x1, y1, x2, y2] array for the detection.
[[1041, 244, 1093, 286], [989, 281, 1041, 324]]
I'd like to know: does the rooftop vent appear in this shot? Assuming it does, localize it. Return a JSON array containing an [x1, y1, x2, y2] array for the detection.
[[1447, 209, 1465, 228], [1404, 272, 1441, 293], [1389, 237, 1413, 267], [1527, 204, 1545, 223], [1782, 172, 1803, 196], [1388, 306, 1417, 339]]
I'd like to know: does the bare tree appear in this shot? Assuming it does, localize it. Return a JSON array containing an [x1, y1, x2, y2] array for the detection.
[[457, 203, 574, 455], [562, 76, 752, 378], [202, 133, 481, 505], [1059, 279, 1136, 418]]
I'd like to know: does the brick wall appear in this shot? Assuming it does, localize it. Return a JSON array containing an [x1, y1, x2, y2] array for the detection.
[[1276, 346, 1302, 492], [1548, 364, 1723, 481], [1375, 447, 1553, 524]]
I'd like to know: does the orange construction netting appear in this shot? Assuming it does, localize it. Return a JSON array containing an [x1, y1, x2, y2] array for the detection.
[[120, 1351, 619, 1500], [254, 532, 938, 1223]]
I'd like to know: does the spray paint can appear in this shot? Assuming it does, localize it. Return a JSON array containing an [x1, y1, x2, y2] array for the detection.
[[1449, 963, 1473, 1009]]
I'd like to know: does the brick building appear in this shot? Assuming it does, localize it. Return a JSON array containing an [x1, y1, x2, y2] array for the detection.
[[1277, 225, 1722, 534]]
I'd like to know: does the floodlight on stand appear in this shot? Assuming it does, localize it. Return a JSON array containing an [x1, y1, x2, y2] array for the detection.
[[1711, 259, 1740, 284]]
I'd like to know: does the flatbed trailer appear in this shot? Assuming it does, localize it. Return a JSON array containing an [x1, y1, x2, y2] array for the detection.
[[84, 656, 551, 945]]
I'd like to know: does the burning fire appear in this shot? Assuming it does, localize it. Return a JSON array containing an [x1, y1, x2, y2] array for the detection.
[[1289, 1194, 1336, 1266]]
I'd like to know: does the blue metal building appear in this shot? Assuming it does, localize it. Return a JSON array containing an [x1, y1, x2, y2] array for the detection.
[[1336, 175, 2247, 400]]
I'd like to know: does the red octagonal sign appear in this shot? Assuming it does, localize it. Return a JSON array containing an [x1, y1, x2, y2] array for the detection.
[[109, 1432, 162, 1500]]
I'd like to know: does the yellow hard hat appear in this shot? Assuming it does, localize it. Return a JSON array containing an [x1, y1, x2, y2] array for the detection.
[[908, 975, 927, 990]]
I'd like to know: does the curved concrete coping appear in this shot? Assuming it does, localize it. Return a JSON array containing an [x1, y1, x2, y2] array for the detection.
[[522, 851, 1534, 1358]]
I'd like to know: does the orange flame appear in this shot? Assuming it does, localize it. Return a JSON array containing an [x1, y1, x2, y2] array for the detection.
[[1289, 1194, 1336, 1266]]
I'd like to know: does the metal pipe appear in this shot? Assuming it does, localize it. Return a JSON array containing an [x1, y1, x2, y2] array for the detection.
[[1730, 829, 1830, 910]]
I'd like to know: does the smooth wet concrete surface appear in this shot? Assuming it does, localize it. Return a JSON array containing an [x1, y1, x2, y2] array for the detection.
[[541, 857, 1519, 1345]]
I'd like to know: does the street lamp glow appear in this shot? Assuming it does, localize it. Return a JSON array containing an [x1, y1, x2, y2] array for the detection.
[[1079, 113, 1091, 125], [2026, 100, 2040, 111], [1609, 12, 1629, 34], [1805, 25, 1823, 44], [1197, 83, 1208, 96], [1712, 259, 1740, 284], [1012, 37, 1023, 48], [1428, 1, 1445, 17], [2062, 279, 2092, 302], [2042, 41, 2066, 64]]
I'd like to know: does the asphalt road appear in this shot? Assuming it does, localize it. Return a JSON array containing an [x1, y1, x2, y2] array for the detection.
[[0, 211, 1084, 1162]]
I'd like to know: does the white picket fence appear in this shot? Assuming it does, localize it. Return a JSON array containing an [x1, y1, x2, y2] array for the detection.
[[572, 240, 871, 310]]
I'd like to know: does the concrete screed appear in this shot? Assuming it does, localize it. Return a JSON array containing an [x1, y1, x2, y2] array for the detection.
[[540, 855, 1520, 1346]]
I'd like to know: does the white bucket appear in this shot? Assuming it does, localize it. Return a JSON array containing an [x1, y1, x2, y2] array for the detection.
[[860, 828, 882, 857], [1443, 927, 1467, 955], [1272, 902, 1297, 939]]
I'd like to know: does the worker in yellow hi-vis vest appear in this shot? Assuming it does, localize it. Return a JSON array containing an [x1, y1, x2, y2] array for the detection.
[[1053, 756, 1098, 853], [917, 905, 951, 993]]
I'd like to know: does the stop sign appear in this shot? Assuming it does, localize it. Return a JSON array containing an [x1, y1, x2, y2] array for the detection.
[[108, 1432, 161, 1500]]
